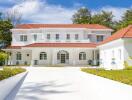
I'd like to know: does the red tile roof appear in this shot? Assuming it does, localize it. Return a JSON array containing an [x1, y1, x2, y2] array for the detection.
[[99, 25, 132, 45], [15, 24, 112, 30], [24, 43, 97, 48]]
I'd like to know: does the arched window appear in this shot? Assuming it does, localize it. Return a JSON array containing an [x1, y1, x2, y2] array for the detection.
[[79, 52, 86, 60], [16, 52, 21, 60], [57, 50, 69, 60], [40, 52, 47, 60]]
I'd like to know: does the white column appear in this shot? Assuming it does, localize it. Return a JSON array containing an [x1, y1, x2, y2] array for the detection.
[[93, 50, 97, 65], [72, 48, 76, 66], [52, 49, 56, 65]]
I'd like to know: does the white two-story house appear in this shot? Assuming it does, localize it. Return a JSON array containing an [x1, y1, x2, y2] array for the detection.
[[4, 24, 113, 66]]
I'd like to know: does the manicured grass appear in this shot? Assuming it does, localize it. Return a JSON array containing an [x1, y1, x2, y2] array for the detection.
[[0, 67, 26, 81], [81, 68, 132, 85]]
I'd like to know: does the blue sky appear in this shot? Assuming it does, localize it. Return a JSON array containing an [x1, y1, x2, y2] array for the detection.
[[0, 0, 132, 23], [47, 0, 132, 9]]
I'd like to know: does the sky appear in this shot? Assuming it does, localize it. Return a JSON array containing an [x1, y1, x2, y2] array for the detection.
[[0, 0, 132, 24]]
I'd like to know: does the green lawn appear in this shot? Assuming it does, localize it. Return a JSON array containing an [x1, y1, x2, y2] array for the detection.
[[81, 68, 132, 85]]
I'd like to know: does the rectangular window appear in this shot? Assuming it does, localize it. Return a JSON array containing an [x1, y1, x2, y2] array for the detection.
[[47, 34, 50, 40], [40, 53, 47, 60], [97, 35, 104, 42], [67, 34, 70, 40], [87, 34, 91, 39], [56, 34, 59, 40], [20, 35, 23, 41], [33, 34, 37, 41], [75, 34, 79, 40], [16, 53, 21, 60], [79, 52, 86, 60], [20, 35, 27, 41]]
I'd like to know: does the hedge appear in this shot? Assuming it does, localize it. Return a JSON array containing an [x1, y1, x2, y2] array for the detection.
[[0, 67, 26, 81]]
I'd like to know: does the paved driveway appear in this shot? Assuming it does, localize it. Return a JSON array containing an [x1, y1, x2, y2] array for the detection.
[[7, 67, 132, 100]]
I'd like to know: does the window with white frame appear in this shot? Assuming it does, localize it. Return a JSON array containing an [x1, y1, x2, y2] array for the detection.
[[47, 34, 50, 40], [66, 34, 70, 40], [20, 35, 27, 41], [16, 52, 21, 60], [40, 52, 47, 60], [75, 34, 79, 40], [33, 34, 37, 41], [79, 52, 86, 60], [87, 34, 91, 39], [97, 35, 104, 42], [56, 34, 59, 40]]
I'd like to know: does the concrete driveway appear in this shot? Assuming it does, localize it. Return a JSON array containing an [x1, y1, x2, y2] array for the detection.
[[6, 67, 132, 100]]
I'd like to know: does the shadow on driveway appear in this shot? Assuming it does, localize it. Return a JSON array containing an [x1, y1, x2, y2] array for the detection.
[[6, 79, 72, 100]]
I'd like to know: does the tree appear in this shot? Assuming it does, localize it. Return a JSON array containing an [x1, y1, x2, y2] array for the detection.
[[0, 52, 8, 65], [0, 12, 2, 20], [92, 11, 114, 28], [72, 7, 92, 24], [0, 13, 13, 47], [4, 8, 22, 25], [116, 9, 132, 30]]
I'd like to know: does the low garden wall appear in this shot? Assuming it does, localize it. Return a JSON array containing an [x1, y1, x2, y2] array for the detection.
[[0, 68, 27, 100]]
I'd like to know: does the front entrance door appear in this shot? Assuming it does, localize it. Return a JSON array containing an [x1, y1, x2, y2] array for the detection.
[[61, 54, 65, 63]]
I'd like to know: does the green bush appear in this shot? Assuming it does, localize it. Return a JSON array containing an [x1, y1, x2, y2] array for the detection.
[[124, 61, 132, 70], [0, 67, 26, 81], [0, 52, 9, 66]]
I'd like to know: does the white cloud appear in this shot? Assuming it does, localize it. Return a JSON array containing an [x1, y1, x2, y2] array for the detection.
[[7, 0, 76, 23], [2, 0, 132, 23]]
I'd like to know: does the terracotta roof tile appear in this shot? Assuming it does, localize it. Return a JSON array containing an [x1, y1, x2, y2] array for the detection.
[[15, 24, 112, 30], [24, 43, 97, 48], [99, 25, 132, 45]]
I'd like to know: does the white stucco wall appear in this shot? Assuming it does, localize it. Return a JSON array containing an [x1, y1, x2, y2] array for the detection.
[[7, 47, 97, 66], [6, 27, 112, 66], [24, 47, 95, 65], [11, 28, 112, 46], [7, 50, 32, 65], [99, 39, 125, 69]]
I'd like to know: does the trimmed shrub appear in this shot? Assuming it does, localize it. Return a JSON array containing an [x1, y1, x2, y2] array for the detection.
[[0, 52, 8, 66], [124, 61, 132, 70], [0, 67, 26, 81]]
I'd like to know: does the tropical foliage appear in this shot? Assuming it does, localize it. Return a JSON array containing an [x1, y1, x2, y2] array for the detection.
[[72, 7, 91, 24], [0, 13, 13, 47], [72, 8, 132, 30], [0, 52, 8, 65]]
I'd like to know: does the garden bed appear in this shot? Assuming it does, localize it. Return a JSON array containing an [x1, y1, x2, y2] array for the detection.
[[0, 67, 26, 81], [81, 68, 132, 85]]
